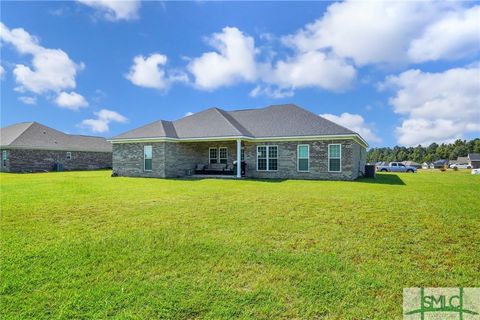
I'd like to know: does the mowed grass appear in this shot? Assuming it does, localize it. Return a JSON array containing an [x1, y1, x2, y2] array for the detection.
[[1, 170, 479, 319]]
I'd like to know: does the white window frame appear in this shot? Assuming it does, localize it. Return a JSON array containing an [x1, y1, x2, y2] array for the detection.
[[144, 145, 153, 172], [66, 152, 72, 160], [328, 144, 342, 173], [241, 147, 245, 162], [209, 147, 218, 164], [297, 144, 310, 172], [219, 147, 228, 164], [256, 145, 278, 171]]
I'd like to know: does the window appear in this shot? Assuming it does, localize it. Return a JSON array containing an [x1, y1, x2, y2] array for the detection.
[[2, 150, 7, 167], [328, 144, 341, 172], [298, 144, 309, 172], [219, 147, 228, 164], [144, 146, 152, 171], [391, 163, 397, 167], [257, 145, 278, 171], [209, 148, 218, 164], [241, 148, 245, 162], [66, 152, 72, 160]]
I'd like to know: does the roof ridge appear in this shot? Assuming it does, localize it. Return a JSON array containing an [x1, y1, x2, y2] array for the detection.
[[160, 120, 178, 138], [212, 108, 249, 136], [220, 109, 255, 137]]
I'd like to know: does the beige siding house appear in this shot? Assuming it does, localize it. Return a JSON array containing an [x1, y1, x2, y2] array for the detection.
[[110, 104, 368, 180]]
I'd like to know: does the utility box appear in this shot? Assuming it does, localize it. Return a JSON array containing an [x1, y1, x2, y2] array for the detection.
[[364, 165, 376, 178]]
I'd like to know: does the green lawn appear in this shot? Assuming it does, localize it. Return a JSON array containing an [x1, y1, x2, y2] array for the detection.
[[1, 170, 479, 319]]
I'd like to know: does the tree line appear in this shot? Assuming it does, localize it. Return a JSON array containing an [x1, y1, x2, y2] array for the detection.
[[366, 138, 480, 164]]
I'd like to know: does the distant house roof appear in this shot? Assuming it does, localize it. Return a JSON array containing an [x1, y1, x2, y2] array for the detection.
[[468, 153, 480, 161], [0, 122, 112, 152], [112, 104, 368, 147]]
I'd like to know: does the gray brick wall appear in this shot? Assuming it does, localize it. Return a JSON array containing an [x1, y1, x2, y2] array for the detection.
[[112, 139, 366, 180], [0, 148, 111, 173]]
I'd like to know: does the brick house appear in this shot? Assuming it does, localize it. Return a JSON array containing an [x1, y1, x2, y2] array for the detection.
[[110, 104, 368, 180], [1, 122, 112, 173]]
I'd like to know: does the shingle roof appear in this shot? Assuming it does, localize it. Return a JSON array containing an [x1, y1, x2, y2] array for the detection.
[[112, 104, 363, 143], [469, 153, 480, 161], [227, 104, 355, 137], [1, 122, 112, 152]]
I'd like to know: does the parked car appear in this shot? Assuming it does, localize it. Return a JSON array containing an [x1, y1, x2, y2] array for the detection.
[[449, 163, 472, 169], [376, 162, 417, 173]]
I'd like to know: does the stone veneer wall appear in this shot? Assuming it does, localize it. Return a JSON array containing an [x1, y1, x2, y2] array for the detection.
[[0, 148, 111, 173], [112, 139, 366, 180], [242, 139, 364, 180], [112, 142, 166, 178], [113, 141, 238, 178]]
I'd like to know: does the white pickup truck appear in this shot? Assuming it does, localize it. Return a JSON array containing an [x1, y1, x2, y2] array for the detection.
[[376, 162, 417, 173]]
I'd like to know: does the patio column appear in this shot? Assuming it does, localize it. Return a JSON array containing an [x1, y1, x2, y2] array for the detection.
[[236, 139, 241, 178]]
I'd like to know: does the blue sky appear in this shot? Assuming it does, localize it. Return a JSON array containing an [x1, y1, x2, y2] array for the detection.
[[1, 1, 479, 147]]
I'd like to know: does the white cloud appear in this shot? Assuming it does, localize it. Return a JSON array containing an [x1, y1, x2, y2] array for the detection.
[[0, 23, 85, 103], [80, 109, 128, 133], [321, 112, 381, 143], [265, 51, 356, 92], [0, 23, 42, 54], [249, 85, 294, 99], [188, 27, 257, 90], [18, 96, 37, 105], [126, 54, 167, 90], [282, 1, 476, 65], [408, 6, 480, 62], [187, 27, 355, 95], [126, 53, 188, 90], [0, 65, 4, 79], [77, 0, 141, 21], [55, 91, 88, 110], [381, 66, 480, 146]]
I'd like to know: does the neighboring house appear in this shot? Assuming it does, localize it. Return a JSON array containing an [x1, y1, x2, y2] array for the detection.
[[433, 159, 449, 168], [421, 162, 434, 169], [110, 104, 368, 180], [468, 153, 480, 169], [450, 156, 469, 165], [1, 122, 112, 173], [403, 161, 421, 169]]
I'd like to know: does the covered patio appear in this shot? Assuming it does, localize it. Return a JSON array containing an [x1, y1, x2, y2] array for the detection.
[[176, 139, 245, 178]]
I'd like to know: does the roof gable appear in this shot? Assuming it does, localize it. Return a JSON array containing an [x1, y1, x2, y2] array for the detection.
[[113, 120, 177, 140], [173, 108, 247, 138], [0, 122, 34, 146]]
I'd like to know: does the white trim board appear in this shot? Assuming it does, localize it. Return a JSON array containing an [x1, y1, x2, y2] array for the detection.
[[109, 134, 368, 148]]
